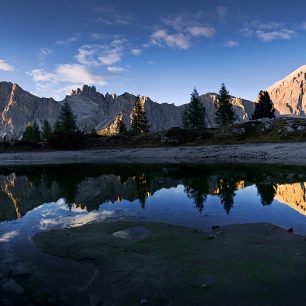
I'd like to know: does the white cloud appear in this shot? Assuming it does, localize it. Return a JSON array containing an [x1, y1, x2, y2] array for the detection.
[[76, 45, 102, 66], [56, 34, 80, 46], [256, 29, 295, 42], [56, 64, 105, 85], [91, 33, 106, 40], [188, 26, 216, 37], [107, 66, 127, 73], [39, 48, 52, 57], [96, 17, 131, 26], [151, 15, 216, 50], [224, 40, 240, 47], [0, 59, 14, 71], [151, 29, 190, 49], [241, 21, 296, 42], [28, 64, 106, 86], [240, 27, 253, 37], [29, 69, 57, 82], [76, 39, 126, 67], [99, 51, 122, 65], [131, 48, 142, 56]]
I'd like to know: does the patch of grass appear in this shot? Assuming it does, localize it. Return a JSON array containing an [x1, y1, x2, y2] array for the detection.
[[34, 221, 306, 306]]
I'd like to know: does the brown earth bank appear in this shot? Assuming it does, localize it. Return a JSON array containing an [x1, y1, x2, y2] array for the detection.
[[1, 142, 306, 166], [2, 221, 305, 306]]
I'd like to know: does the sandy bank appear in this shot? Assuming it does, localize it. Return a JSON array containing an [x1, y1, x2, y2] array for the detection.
[[0, 142, 306, 166]]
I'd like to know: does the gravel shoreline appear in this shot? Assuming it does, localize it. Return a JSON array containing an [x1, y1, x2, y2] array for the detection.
[[0, 142, 306, 166]]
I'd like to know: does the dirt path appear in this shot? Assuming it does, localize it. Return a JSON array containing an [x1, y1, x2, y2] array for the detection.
[[0, 142, 306, 166]]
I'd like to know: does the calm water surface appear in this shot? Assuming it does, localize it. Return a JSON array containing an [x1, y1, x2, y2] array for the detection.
[[1, 163, 306, 243]]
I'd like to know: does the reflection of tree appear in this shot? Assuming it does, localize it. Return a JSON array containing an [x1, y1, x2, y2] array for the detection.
[[184, 176, 209, 213], [256, 183, 277, 206], [134, 174, 151, 208], [217, 177, 237, 214]]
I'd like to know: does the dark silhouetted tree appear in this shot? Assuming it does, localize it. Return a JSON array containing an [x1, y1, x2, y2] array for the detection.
[[33, 123, 41, 142], [256, 183, 277, 205], [42, 120, 52, 141], [56, 99, 78, 133], [182, 88, 206, 129], [23, 123, 40, 142], [217, 177, 237, 214], [215, 83, 237, 126], [130, 96, 150, 134], [184, 176, 209, 213], [252, 91, 276, 119], [134, 174, 151, 208]]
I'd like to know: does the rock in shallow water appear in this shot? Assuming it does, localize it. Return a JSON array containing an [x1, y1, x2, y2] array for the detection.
[[113, 226, 151, 240]]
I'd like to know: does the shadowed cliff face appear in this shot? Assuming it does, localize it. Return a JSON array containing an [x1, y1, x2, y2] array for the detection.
[[0, 82, 254, 139], [1, 164, 306, 222]]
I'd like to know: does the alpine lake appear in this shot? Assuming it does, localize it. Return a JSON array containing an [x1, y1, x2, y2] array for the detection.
[[1, 163, 306, 306]]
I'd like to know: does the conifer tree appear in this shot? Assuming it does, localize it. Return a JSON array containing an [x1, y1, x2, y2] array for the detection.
[[182, 88, 206, 129], [130, 96, 149, 134], [23, 123, 40, 142], [23, 123, 35, 142], [33, 123, 41, 142], [252, 90, 276, 119], [215, 83, 237, 126], [56, 99, 78, 133], [42, 120, 52, 141]]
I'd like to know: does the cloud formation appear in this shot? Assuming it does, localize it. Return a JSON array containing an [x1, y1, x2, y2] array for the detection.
[[150, 14, 216, 49], [224, 40, 240, 47], [151, 30, 190, 49], [29, 64, 106, 85], [256, 29, 295, 42], [0, 59, 14, 72]]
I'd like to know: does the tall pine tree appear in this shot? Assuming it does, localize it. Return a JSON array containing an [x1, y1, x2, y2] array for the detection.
[[42, 120, 52, 140], [252, 91, 276, 119], [215, 83, 237, 126], [55, 99, 78, 133], [182, 88, 206, 129], [130, 96, 149, 134]]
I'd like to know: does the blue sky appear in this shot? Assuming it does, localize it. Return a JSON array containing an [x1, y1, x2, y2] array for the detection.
[[1, 0, 306, 104]]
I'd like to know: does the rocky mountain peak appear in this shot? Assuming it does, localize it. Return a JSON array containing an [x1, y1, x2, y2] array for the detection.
[[268, 65, 306, 116], [71, 85, 98, 98]]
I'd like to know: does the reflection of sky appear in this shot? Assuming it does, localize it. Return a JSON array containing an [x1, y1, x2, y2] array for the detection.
[[102, 185, 306, 234], [1, 184, 306, 246], [0, 199, 115, 244]]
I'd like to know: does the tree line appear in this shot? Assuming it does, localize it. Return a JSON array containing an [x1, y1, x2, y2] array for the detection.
[[23, 85, 276, 142], [182, 83, 276, 129], [23, 95, 150, 143]]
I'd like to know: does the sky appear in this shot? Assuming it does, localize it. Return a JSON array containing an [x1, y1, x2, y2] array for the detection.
[[1, 0, 306, 104]]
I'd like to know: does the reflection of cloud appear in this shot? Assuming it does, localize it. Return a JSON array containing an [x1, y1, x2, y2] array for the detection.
[[0, 199, 116, 245], [0, 230, 18, 242]]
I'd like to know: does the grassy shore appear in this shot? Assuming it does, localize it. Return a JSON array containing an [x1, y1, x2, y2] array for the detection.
[[32, 220, 306, 306]]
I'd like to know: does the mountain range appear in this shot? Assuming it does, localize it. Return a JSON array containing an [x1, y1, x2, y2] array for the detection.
[[1, 65, 306, 139]]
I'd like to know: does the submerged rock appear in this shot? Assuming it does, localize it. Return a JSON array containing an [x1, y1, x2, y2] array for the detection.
[[113, 226, 151, 240]]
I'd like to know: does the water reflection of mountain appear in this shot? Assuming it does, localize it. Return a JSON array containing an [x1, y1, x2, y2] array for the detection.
[[1, 164, 306, 221], [275, 183, 306, 216]]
